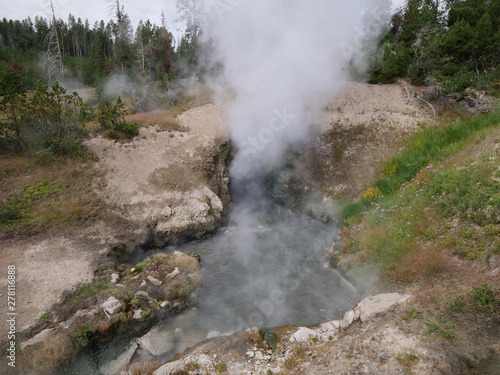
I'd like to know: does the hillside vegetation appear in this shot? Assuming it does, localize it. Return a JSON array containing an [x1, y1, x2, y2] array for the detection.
[[341, 107, 499, 280], [370, 0, 500, 101]]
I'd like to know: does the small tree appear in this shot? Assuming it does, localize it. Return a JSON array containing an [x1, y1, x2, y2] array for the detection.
[[0, 64, 26, 149], [20, 82, 89, 156], [96, 97, 138, 138]]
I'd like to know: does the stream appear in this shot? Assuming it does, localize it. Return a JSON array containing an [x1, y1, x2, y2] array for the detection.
[[58, 198, 358, 374]]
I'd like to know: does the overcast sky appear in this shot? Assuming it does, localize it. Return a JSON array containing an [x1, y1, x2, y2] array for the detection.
[[2, 0, 180, 33], [3, 0, 408, 39]]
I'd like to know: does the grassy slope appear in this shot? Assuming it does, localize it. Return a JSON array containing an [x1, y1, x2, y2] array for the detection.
[[340, 109, 500, 281], [338, 108, 500, 372], [0, 153, 101, 234]]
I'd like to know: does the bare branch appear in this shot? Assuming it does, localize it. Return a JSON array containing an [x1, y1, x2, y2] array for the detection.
[[415, 94, 436, 118], [404, 86, 411, 105]]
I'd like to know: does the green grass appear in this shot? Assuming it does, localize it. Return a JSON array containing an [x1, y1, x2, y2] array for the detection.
[[39, 312, 53, 322], [0, 154, 100, 231], [471, 284, 496, 311], [214, 363, 227, 373], [375, 110, 500, 196], [425, 320, 455, 340], [342, 109, 500, 223], [426, 165, 499, 226], [340, 112, 499, 282]]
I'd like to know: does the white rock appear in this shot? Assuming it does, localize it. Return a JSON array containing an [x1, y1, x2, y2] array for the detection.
[[130, 268, 136, 272], [197, 354, 212, 367], [140, 280, 147, 287], [110, 273, 119, 283], [133, 309, 143, 320], [147, 275, 163, 286], [246, 351, 255, 358], [355, 293, 411, 322], [160, 301, 169, 307], [101, 296, 122, 314], [341, 309, 360, 329], [166, 267, 180, 279], [255, 351, 264, 360], [290, 327, 317, 343], [173, 251, 185, 257]]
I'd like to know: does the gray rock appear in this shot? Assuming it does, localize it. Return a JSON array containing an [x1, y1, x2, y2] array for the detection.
[[101, 296, 122, 314], [21, 329, 54, 350], [99, 342, 137, 375], [355, 293, 411, 322], [138, 326, 175, 356], [135, 291, 151, 300], [147, 275, 163, 286], [166, 267, 180, 279]]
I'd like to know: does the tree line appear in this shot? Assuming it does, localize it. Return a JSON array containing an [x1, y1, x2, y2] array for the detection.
[[369, 0, 500, 98], [0, 4, 201, 89]]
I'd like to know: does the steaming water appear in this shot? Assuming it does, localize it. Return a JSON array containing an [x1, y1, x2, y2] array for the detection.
[[58, 201, 358, 374]]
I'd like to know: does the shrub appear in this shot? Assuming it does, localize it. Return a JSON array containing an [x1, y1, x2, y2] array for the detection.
[[97, 97, 139, 139], [115, 120, 139, 137], [471, 284, 496, 310], [71, 325, 91, 347]]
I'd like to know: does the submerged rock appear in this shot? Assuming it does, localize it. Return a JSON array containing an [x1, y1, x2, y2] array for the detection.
[[138, 325, 175, 356], [99, 342, 138, 375]]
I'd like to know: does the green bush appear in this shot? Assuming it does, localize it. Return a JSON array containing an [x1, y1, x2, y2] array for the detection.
[[71, 325, 91, 347], [97, 97, 139, 139], [0, 201, 22, 224], [115, 121, 139, 137], [471, 284, 496, 310]]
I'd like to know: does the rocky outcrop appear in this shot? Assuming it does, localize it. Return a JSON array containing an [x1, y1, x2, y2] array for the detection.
[[152, 293, 417, 375], [85, 124, 231, 254], [18, 252, 201, 375]]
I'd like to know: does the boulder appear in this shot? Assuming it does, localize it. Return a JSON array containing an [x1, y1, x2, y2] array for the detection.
[[138, 325, 175, 356]]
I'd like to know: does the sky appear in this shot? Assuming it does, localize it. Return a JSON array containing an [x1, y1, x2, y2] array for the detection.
[[2, 0, 181, 38], [3, 0, 408, 33]]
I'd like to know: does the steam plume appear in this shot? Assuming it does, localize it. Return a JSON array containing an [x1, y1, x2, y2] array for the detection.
[[207, 0, 390, 181]]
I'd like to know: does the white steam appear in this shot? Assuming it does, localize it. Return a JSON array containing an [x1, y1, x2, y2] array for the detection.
[[206, 0, 390, 180]]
